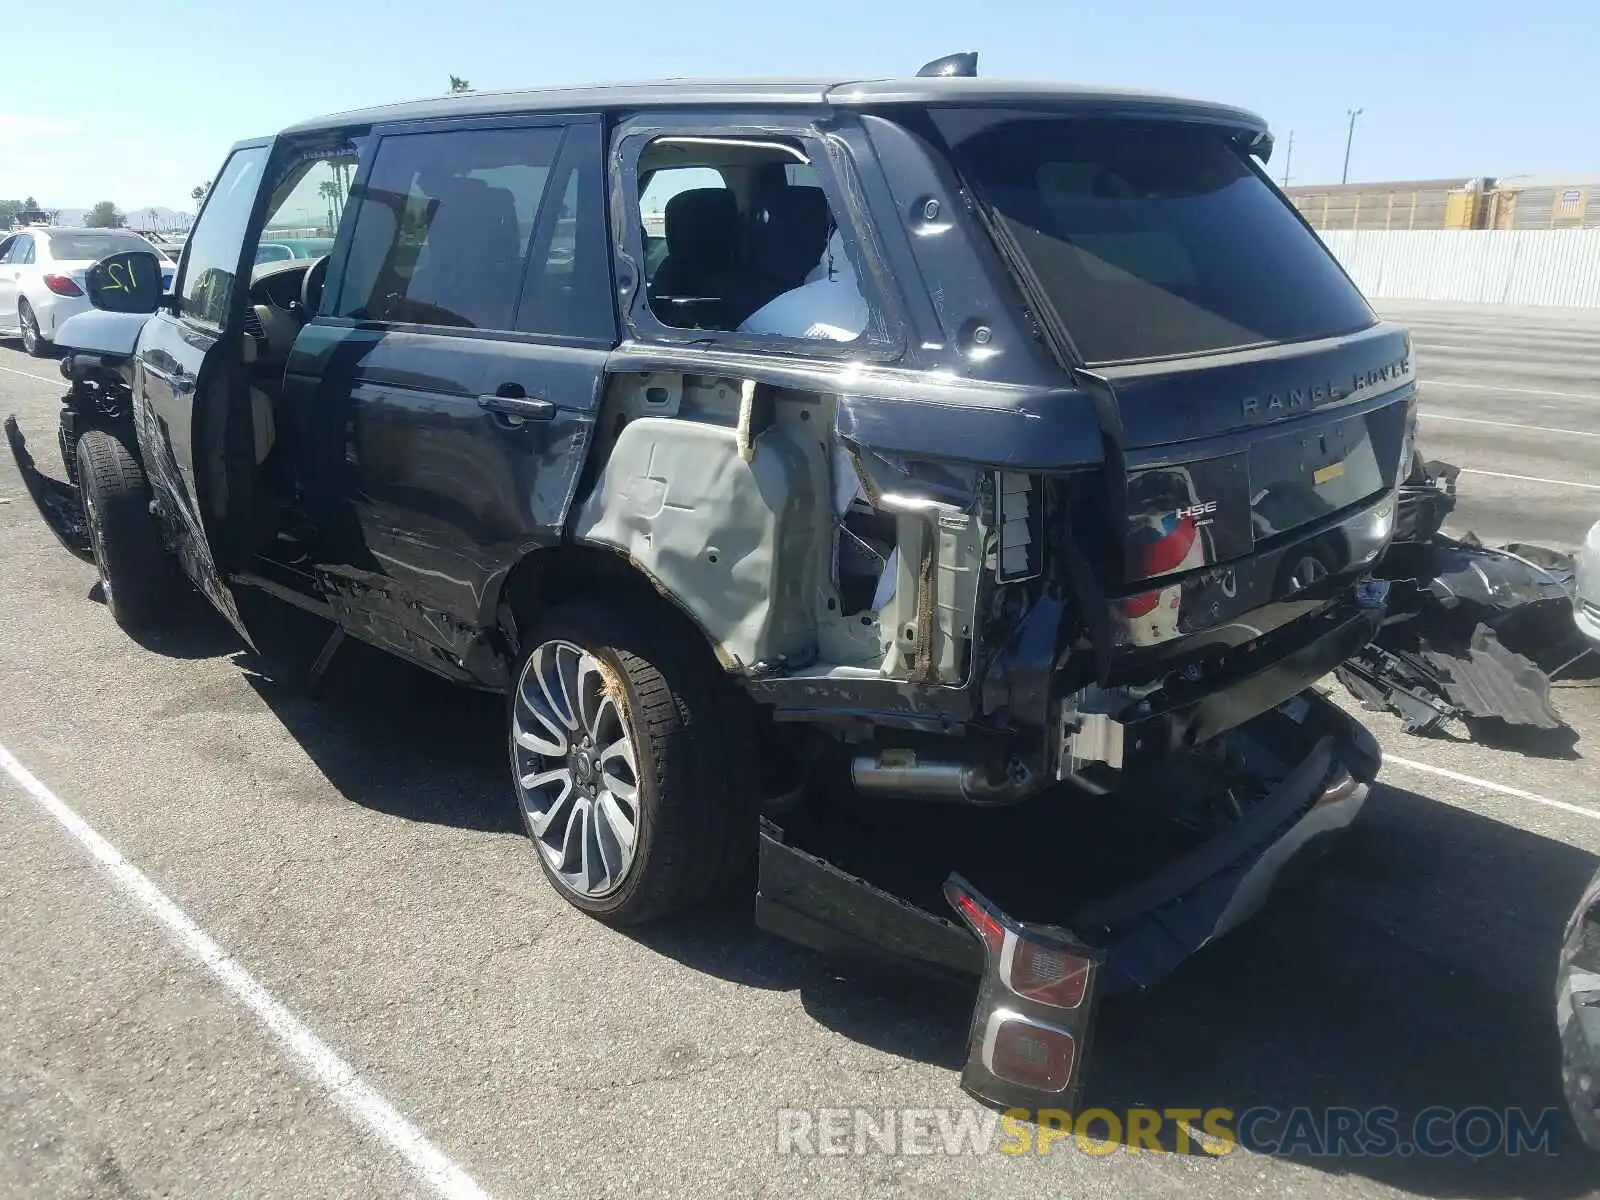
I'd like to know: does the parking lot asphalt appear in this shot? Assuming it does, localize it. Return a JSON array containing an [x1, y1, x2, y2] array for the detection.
[[1387, 300, 1600, 550], [1, 304, 1598, 1200]]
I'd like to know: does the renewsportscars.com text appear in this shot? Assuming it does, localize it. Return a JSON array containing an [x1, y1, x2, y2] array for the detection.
[[774, 1105, 1564, 1158]]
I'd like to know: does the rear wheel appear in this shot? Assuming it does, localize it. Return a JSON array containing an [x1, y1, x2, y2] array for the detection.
[[75, 428, 174, 631], [508, 602, 756, 925], [18, 300, 46, 357]]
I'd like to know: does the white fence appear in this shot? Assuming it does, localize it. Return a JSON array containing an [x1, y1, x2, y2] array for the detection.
[[1318, 228, 1600, 308]]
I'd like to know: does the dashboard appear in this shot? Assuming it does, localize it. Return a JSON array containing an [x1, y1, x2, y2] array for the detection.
[[247, 256, 328, 363], [250, 258, 314, 314]]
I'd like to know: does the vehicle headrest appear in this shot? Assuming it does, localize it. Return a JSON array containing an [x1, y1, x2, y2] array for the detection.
[[750, 186, 831, 285], [663, 188, 739, 266]]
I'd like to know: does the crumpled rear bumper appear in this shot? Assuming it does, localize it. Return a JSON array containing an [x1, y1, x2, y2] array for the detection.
[[756, 688, 1380, 1113], [3, 415, 92, 561]]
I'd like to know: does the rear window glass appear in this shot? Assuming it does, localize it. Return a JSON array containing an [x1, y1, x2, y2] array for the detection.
[[47, 230, 168, 261], [932, 110, 1375, 364]]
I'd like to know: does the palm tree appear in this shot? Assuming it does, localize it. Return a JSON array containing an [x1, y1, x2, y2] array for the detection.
[[318, 179, 345, 232]]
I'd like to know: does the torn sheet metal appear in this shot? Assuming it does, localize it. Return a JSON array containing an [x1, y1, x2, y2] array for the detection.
[[1336, 455, 1587, 742]]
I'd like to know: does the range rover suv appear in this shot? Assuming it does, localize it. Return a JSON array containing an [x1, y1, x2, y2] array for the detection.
[[6, 61, 1413, 1109]]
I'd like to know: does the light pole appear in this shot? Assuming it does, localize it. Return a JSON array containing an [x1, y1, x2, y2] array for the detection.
[[1281, 130, 1295, 187], [1341, 108, 1364, 184]]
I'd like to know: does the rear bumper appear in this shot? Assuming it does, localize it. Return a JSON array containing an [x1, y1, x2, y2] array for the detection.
[[756, 688, 1379, 1112], [32, 291, 91, 338], [1066, 600, 1382, 776]]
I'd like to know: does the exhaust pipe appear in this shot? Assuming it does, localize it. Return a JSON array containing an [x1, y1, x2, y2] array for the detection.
[[851, 751, 1049, 805]]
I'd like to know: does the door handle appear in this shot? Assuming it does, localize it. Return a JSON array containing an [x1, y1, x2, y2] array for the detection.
[[478, 393, 555, 423]]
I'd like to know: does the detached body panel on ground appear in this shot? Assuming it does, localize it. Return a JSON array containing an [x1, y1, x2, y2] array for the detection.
[[4, 70, 1415, 1110]]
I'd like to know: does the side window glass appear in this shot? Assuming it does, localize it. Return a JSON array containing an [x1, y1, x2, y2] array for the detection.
[[0, 237, 14, 264], [14, 236, 34, 266], [181, 146, 270, 329], [259, 152, 361, 266], [633, 137, 871, 343], [514, 128, 616, 342], [337, 125, 562, 330]]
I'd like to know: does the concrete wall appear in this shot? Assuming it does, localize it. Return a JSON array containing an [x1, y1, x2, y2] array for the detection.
[[1318, 228, 1600, 307]]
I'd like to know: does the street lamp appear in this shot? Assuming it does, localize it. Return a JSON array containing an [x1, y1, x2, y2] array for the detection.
[[1342, 108, 1364, 185]]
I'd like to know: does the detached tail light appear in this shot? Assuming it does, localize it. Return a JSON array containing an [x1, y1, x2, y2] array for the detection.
[[43, 274, 83, 297], [984, 1010, 1078, 1091], [946, 876, 1101, 1111], [1005, 937, 1091, 1008]]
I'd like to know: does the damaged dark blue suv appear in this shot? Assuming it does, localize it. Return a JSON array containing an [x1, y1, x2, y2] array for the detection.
[[5, 60, 1412, 1111]]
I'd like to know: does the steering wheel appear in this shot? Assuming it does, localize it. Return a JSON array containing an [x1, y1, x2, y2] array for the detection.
[[300, 255, 331, 316]]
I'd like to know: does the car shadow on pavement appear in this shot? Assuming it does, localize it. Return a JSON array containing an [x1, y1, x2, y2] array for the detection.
[[222, 593, 1599, 1196], [233, 594, 521, 835], [94, 583, 249, 661]]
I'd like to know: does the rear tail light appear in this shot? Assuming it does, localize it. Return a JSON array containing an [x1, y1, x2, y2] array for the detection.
[[984, 1011, 1078, 1091], [43, 274, 83, 297], [946, 876, 1101, 1110], [952, 889, 1005, 953], [1004, 937, 1091, 1008]]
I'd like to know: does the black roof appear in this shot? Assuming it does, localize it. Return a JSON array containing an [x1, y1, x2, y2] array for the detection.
[[279, 76, 1269, 138]]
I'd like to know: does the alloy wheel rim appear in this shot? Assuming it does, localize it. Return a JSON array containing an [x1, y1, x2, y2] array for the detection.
[[511, 639, 641, 898], [20, 306, 37, 353], [82, 487, 113, 609]]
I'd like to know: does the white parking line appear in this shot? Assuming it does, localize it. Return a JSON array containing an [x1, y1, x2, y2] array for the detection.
[[1458, 467, 1600, 491], [0, 743, 491, 1200], [1421, 412, 1600, 440], [1426, 378, 1600, 403], [0, 362, 58, 385], [1386, 754, 1600, 822]]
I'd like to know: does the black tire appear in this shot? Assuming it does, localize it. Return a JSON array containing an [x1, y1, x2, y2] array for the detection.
[[75, 428, 173, 630], [18, 300, 47, 357], [508, 601, 757, 926]]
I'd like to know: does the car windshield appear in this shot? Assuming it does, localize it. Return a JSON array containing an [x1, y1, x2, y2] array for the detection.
[[932, 109, 1376, 365], [46, 230, 169, 262]]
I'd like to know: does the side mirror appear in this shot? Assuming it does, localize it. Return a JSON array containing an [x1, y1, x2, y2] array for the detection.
[[86, 250, 163, 315]]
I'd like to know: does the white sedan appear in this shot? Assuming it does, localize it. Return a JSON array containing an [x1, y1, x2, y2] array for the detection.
[[1578, 518, 1600, 650], [0, 228, 176, 356]]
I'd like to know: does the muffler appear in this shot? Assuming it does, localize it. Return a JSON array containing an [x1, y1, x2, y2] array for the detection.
[[850, 750, 1049, 804]]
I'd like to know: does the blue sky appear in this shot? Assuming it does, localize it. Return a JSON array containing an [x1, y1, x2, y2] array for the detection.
[[1, 0, 1591, 211]]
